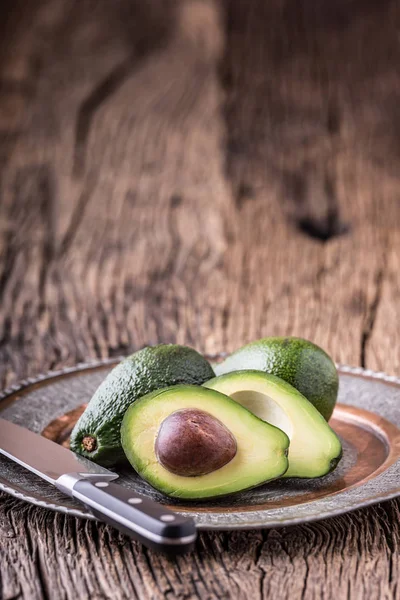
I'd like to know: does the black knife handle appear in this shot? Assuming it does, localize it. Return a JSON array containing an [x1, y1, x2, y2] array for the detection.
[[71, 479, 197, 554]]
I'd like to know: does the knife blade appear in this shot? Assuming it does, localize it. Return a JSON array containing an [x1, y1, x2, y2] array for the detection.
[[0, 418, 197, 554]]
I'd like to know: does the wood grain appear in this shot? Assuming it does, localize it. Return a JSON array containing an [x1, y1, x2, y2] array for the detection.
[[1, 0, 400, 598]]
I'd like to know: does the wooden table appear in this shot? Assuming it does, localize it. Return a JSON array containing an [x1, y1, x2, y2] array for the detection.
[[1, 1, 400, 598]]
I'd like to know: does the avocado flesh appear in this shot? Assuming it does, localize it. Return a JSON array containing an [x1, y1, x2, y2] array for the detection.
[[204, 371, 342, 478], [70, 345, 215, 466], [121, 385, 290, 499], [214, 337, 339, 421]]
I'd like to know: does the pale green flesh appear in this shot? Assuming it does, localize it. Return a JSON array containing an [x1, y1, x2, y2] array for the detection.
[[204, 371, 342, 478], [121, 385, 289, 499]]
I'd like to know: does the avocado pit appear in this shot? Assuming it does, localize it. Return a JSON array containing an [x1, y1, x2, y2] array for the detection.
[[155, 408, 237, 477]]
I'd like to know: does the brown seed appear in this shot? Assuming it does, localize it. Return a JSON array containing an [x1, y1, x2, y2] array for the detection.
[[155, 408, 237, 477]]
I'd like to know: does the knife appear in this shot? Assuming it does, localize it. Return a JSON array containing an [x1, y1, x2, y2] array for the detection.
[[0, 418, 197, 554]]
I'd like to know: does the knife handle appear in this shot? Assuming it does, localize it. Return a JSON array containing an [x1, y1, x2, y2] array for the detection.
[[65, 477, 197, 554]]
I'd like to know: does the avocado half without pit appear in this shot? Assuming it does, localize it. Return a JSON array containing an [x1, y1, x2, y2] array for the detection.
[[121, 385, 290, 500], [204, 371, 342, 478]]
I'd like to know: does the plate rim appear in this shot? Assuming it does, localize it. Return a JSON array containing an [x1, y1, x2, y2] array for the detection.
[[1, 358, 399, 530]]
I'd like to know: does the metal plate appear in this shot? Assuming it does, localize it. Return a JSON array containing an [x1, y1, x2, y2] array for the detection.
[[0, 358, 399, 530]]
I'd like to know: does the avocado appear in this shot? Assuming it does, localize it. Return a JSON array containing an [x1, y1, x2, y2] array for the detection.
[[70, 345, 215, 466], [121, 385, 290, 499], [214, 337, 338, 421], [204, 371, 342, 478]]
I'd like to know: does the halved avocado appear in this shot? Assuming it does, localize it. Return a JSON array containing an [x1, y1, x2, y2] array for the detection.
[[204, 371, 342, 478], [121, 385, 289, 500]]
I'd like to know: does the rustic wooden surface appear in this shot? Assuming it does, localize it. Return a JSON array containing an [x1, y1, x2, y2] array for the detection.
[[1, 0, 400, 598]]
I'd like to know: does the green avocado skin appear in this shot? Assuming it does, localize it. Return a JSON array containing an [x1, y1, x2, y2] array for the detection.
[[214, 337, 338, 421], [70, 345, 215, 466]]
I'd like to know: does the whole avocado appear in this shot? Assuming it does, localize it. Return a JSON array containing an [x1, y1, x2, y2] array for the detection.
[[214, 337, 338, 421], [70, 344, 215, 466]]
